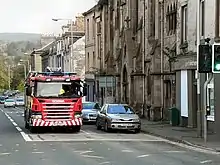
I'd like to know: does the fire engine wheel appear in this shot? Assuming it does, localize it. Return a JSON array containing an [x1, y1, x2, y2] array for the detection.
[[29, 126, 38, 133], [25, 121, 29, 129], [74, 126, 81, 133]]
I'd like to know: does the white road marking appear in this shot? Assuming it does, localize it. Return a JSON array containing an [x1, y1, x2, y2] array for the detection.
[[200, 160, 212, 164], [137, 154, 150, 158], [16, 127, 22, 132], [81, 130, 91, 135], [164, 151, 186, 153], [80, 151, 94, 154], [81, 155, 104, 159], [99, 162, 110, 164], [16, 144, 19, 146], [31, 152, 44, 154], [0, 108, 32, 142], [121, 150, 133, 153], [0, 153, 11, 156], [15, 150, 19, 152], [29, 138, 166, 142]]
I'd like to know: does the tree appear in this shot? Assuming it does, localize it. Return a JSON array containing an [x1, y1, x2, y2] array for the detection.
[[0, 56, 9, 89], [10, 65, 25, 90]]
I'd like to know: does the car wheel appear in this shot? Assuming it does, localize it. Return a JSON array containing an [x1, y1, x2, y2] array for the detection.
[[104, 121, 110, 132], [96, 120, 101, 130], [134, 128, 141, 134]]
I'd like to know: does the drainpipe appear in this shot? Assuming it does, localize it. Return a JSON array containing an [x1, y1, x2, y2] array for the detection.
[[142, 0, 146, 117], [159, 0, 164, 120]]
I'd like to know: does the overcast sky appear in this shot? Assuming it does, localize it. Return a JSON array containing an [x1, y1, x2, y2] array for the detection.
[[0, 0, 97, 34]]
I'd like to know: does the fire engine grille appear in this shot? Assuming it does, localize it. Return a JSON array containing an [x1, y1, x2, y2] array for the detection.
[[42, 103, 74, 120]]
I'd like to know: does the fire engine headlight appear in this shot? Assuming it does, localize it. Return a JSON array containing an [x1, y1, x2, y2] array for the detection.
[[66, 78, 70, 81], [32, 115, 42, 119], [75, 114, 82, 118]]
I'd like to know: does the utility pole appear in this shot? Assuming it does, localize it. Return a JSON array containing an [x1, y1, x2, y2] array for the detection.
[[8, 65, 10, 90], [196, 0, 202, 137]]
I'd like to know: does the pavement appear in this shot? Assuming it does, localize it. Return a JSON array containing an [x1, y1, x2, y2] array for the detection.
[[0, 105, 220, 165], [141, 119, 220, 152]]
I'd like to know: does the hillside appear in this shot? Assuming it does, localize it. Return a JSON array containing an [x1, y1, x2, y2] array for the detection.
[[0, 33, 41, 42]]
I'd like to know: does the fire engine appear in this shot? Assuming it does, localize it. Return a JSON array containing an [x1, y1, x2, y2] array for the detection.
[[24, 67, 87, 133]]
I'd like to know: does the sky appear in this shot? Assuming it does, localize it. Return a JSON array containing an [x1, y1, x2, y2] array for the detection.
[[0, 0, 97, 34]]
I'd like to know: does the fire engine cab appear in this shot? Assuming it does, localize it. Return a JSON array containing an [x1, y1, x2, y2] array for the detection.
[[24, 67, 87, 133]]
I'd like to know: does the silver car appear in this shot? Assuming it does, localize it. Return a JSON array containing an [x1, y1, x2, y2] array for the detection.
[[96, 104, 141, 133], [4, 99, 16, 108], [82, 102, 101, 123]]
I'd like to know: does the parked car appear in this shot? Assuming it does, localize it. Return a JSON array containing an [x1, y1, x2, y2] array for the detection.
[[4, 99, 16, 108], [82, 102, 101, 123], [0, 96, 5, 104], [96, 104, 141, 133], [15, 98, 24, 106]]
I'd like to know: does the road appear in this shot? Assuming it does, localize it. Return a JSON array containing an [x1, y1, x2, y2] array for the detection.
[[0, 105, 220, 165]]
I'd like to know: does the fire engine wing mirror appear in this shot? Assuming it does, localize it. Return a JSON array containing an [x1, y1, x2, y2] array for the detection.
[[83, 83, 87, 96], [26, 87, 32, 96]]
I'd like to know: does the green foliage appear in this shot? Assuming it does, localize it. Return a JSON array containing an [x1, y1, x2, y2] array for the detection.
[[17, 81, 24, 92], [0, 56, 8, 89], [10, 65, 25, 90]]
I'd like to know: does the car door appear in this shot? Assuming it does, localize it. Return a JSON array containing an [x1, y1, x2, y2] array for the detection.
[[99, 105, 108, 126]]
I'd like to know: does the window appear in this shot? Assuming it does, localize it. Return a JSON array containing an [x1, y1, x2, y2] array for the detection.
[[82, 102, 101, 110], [216, 0, 220, 37], [201, 0, 205, 37], [92, 17, 95, 38], [166, 4, 177, 34], [93, 51, 96, 68], [150, 0, 155, 36], [87, 19, 89, 40], [181, 5, 188, 43], [87, 52, 90, 70], [35, 81, 82, 98]]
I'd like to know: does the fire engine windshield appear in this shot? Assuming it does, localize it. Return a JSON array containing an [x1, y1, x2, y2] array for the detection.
[[35, 81, 82, 98]]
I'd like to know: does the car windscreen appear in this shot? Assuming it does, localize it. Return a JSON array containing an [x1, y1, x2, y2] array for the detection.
[[83, 102, 101, 110], [107, 105, 135, 114], [5, 99, 14, 102], [83, 102, 96, 109], [16, 99, 24, 102]]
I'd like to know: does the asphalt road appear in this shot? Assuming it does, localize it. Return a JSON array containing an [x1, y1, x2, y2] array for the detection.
[[0, 105, 220, 165]]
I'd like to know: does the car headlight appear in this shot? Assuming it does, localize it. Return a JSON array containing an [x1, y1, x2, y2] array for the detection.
[[111, 119, 121, 122], [133, 119, 140, 122]]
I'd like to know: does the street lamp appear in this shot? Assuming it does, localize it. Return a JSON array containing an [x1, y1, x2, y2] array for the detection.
[[52, 18, 74, 72], [20, 59, 30, 72], [18, 63, 27, 79]]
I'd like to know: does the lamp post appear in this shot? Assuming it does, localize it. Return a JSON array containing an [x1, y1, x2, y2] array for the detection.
[[18, 63, 27, 79], [52, 18, 73, 72], [20, 59, 30, 72]]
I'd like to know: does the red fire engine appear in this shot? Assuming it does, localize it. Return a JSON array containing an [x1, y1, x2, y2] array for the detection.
[[24, 67, 87, 133]]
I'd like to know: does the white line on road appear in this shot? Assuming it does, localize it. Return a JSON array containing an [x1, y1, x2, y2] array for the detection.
[[99, 162, 110, 164], [137, 154, 150, 158], [0, 108, 32, 142], [81, 155, 104, 159], [16, 127, 22, 132], [29, 138, 166, 142], [163, 151, 186, 153], [121, 150, 133, 153], [31, 152, 44, 154], [80, 151, 94, 154], [200, 160, 212, 164], [0, 153, 11, 156], [80, 130, 91, 135]]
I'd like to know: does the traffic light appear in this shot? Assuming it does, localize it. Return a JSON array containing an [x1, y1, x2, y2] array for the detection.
[[212, 43, 220, 73], [198, 45, 212, 73]]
